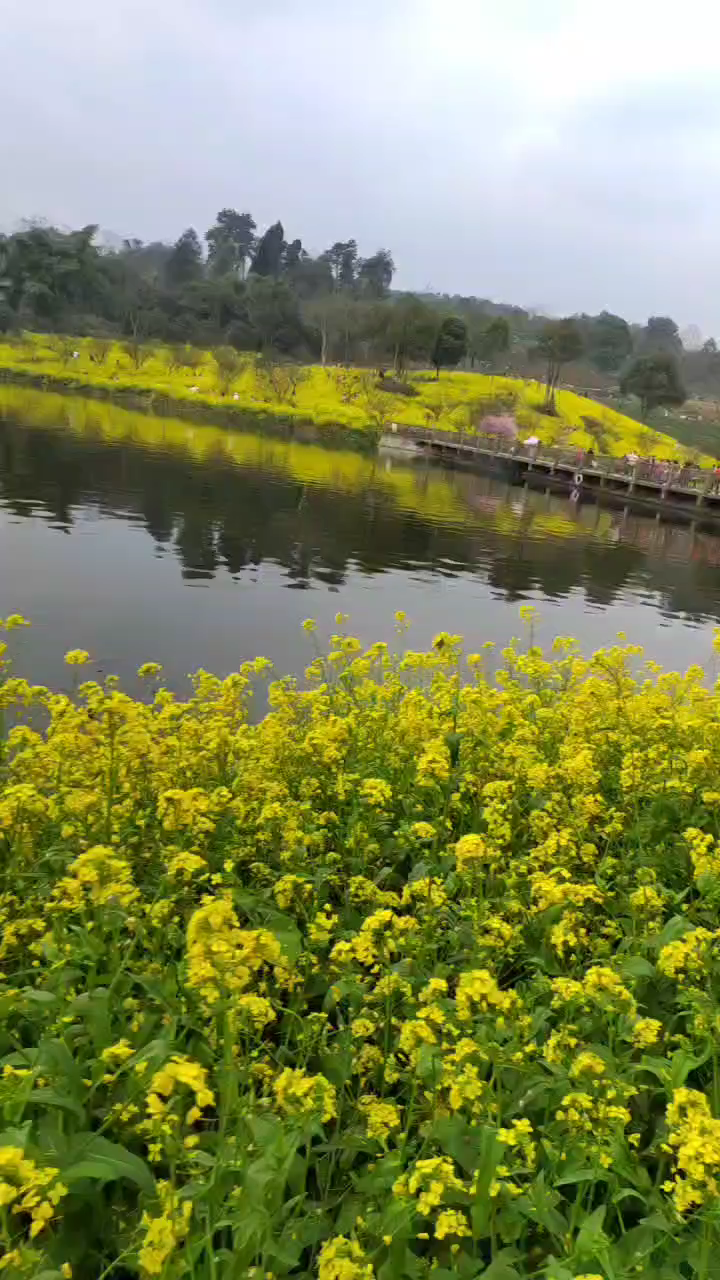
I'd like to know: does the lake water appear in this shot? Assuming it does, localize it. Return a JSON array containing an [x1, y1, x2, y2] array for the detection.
[[1, 384, 720, 700]]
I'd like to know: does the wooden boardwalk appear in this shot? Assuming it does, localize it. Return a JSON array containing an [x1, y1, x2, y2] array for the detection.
[[379, 427, 720, 520]]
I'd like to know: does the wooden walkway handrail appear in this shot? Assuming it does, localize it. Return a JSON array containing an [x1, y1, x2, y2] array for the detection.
[[386, 424, 712, 492]]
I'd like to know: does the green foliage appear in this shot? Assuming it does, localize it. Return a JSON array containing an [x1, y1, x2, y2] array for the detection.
[[587, 311, 633, 373], [641, 316, 682, 356], [476, 317, 510, 367], [620, 354, 687, 420], [212, 346, 244, 395], [165, 343, 197, 373], [432, 316, 468, 376], [164, 229, 204, 288], [84, 337, 113, 366], [254, 357, 308, 404], [356, 373, 397, 432], [205, 208, 257, 280], [385, 297, 438, 374], [357, 250, 395, 298], [122, 338, 151, 370], [320, 240, 359, 290], [244, 277, 309, 355], [534, 319, 584, 406], [52, 336, 79, 367], [250, 221, 286, 278]]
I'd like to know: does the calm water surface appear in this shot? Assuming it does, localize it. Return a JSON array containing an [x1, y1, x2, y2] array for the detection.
[[1, 385, 720, 699]]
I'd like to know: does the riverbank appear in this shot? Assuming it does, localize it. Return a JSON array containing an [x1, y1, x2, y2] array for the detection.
[[0, 333, 708, 463], [0, 383, 594, 540], [1, 619, 720, 1276]]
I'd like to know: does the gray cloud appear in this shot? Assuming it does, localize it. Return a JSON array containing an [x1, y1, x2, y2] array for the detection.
[[3, 0, 720, 330]]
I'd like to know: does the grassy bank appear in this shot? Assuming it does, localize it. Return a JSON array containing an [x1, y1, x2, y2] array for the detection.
[[0, 334, 712, 465], [2, 616, 720, 1277], [0, 384, 619, 548]]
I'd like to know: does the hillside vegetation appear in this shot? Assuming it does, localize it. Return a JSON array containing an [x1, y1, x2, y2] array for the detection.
[[0, 384, 618, 550], [0, 336, 712, 465]]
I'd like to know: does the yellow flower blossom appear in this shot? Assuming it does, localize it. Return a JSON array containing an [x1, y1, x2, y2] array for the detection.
[[138, 1181, 192, 1275], [665, 1088, 720, 1213], [357, 1095, 401, 1142], [317, 1236, 373, 1280], [434, 1209, 471, 1239], [394, 1156, 466, 1216], [273, 1068, 336, 1123]]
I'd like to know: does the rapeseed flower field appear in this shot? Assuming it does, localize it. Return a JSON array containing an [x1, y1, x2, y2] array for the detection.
[[2, 612, 720, 1277], [0, 335, 710, 464]]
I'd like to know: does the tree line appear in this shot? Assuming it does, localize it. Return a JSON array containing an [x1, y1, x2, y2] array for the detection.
[[0, 210, 710, 417]]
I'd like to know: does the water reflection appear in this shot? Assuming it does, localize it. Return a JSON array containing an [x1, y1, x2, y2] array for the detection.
[[0, 384, 719, 694]]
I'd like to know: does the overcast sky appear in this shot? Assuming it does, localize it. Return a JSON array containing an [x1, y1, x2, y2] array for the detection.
[[3, 0, 720, 331]]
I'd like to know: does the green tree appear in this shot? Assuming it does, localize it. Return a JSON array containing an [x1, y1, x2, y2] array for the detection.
[[319, 241, 358, 290], [476, 317, 510, 368], [245, 277, 306, 353], [282, 239, 304, 274], [212, 346, 244, 395], [587, 311, 633, 373], [385, 296, 437, 374], [431, 316, 468, 377], [304, 292, 358, 365], [167, 343, 203, 374], [620, 353, 686, 420], [534, 318, 584, 408], [2, 223, 102, 324], [640, 316, 682, 356], [164, 229, 203, 288], [290, 256, 334, 300], [250, 222, 286, 278], [205, 209, 256, 280], [357, 250, 394, 298]]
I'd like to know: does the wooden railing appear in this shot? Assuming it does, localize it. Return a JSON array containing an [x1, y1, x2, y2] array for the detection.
[[387, 424, 713, 493]]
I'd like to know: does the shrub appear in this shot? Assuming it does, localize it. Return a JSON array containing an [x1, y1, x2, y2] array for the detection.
[[84, 337, 113, 366], [122, 339, 151, 371], [212, 345, 244, 395], [255, 357, 308, 404]]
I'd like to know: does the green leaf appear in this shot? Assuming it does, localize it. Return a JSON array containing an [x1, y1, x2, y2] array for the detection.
[[516, 1171, 567, 1238], [619, 955, 656, 980], [554, 1165, 604, 1187], [543, 1267, 575, 1280], [21, 988, 58, 1005], [640, 1210, 676, 1233], [0, 1125, 31, 1148], [610, 1223, 667, 1270], [576, 1204, 608, 1260], [654, 914, 692, 952], [62, 1135, 155, 1193], [432, 1116, 496, 1175], [27, 1089, 86, 1121], [480, 1255, 522, 1280]]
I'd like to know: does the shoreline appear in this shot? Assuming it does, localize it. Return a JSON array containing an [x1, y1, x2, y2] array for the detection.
[[0, 339, 711, 469], [0, 366, 379, 455]]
